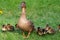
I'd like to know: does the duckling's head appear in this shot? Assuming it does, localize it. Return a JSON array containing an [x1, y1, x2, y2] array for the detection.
[[37, 27, 41, 30], [45, 26, 51, 31], [21, 1, 26, 8], [37, 27, 42, 31], [37, 27, 40, 30], [15, 24, 19, 28], [7, 24, 11, 26], [46, 24, 49, 27]]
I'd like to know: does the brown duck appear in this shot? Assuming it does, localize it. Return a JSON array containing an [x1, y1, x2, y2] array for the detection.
[[17, 1, 35, 38], [2, 24, 14, 32]]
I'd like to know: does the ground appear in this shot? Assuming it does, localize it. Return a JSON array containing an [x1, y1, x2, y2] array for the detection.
[[0, 0, 60, 40]]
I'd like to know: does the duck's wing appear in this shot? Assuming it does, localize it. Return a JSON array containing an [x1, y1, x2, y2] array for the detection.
[[28, 20, 34, 26]]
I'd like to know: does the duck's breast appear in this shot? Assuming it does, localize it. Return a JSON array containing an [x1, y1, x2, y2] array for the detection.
[[18, 18, 34, 31]]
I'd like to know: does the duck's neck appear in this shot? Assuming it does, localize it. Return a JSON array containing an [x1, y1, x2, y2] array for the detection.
[[22, 8, 26, 13], [21, 8, 26, 18]]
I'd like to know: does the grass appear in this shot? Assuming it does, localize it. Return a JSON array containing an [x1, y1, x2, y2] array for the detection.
[[0, 0, 60, 40]]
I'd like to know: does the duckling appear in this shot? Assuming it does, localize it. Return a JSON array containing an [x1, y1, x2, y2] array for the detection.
[[17, 1, 35, 38], [7, 24, 14, 31], [45, 24, 55, 34], [2, 24, 14, 32], [47, 27, 55, 34], [37, 27, 43, 35], [2, 25, 7, 32], [58, 24, 60, 32]]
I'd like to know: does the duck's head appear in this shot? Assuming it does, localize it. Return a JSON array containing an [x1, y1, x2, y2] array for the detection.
[[21, 1, 26, 8]]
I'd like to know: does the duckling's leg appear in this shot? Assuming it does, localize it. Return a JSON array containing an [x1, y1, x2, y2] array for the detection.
[[23, 32, 26, 38], [26, 32, 31, 38]]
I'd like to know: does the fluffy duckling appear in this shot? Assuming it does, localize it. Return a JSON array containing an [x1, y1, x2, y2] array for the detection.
[[2, 24, 14, 32], [37, 27, 44, 35], [47, 27, 55, 34], [2, 25, 7, 32], [7, 24, 14, 31], [45, 24, 55, 34], [58, 24, 60, 32]]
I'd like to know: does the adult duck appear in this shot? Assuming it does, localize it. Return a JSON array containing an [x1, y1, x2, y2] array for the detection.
[[17, 1, 35, 38]]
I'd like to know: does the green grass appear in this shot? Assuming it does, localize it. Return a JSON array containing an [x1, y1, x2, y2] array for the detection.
[[0, 0, 60, 40]]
